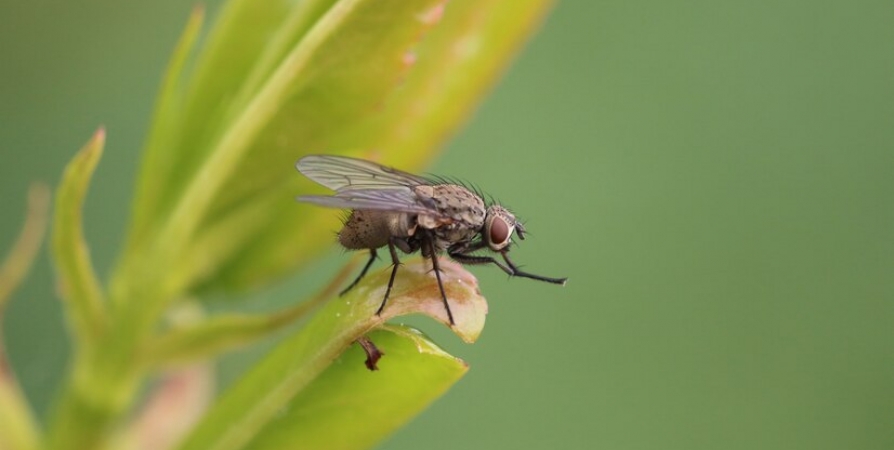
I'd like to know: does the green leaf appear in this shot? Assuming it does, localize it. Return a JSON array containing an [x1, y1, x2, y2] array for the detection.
[[145, 260, 358, 369], [52, 128, 108, 343], [0, 183, 50, 310], [0, 380, 41, 450], [199, 0, 556, 292], [349, 0, 557, 155], [177, 258, 486, 450], [0, 183, 50, 450], [123, 0, 299, 256], [246, 325, 468, 450], [124, 6, 205, 258], [144, 300, 317, 369]]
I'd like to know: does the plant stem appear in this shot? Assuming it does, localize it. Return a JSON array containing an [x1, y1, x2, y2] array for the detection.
[[46, 348, 140, 450], [46, 278, 172, 450]]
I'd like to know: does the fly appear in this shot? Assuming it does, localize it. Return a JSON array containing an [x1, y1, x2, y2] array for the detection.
[[296, 154, 567, 325]]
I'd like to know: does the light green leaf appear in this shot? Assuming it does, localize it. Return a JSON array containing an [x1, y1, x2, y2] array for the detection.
[[145, 297, 317, 369], [177, 258, 486, 450], [350, 0, 557, 155], [246, 325, 468, 450], [52, 128, 108, 343], [0, 183, 50, 310], [123, 0, 299, 254], [125, 6, 205, 258], [0, 380, 41, 450], [145, 260, 357, 369], [199, 0, 556, 293]]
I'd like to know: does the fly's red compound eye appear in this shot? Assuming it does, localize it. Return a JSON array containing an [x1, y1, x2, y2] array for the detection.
[[489, 216, 510, 246]]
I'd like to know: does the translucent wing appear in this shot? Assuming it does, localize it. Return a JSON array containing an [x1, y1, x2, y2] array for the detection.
[[296, 155, 439, 215], [298, 189, 435, 214], [296, 154, 430, 192]]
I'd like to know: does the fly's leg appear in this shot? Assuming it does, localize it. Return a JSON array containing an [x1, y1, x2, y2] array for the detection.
[[424, 234, 455, 326], [448, 247, 568, 285], [499, 251, 567, 284], [375, 239, 403, 316], [340, 248, 378, 296], [448, 251, 496, 266]]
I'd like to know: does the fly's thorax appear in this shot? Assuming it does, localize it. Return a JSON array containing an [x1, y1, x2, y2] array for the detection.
[[413, 184, 486, 231], [338, 210, 416, 250]]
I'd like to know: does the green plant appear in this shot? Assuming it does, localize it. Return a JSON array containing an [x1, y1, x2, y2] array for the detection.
[[0, 1, 553, 449]]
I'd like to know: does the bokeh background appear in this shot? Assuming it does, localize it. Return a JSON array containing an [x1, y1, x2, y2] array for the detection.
[[2, 1, 893, 449]]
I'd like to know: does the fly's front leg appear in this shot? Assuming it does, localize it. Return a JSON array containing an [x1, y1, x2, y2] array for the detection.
[[448, 245, 567, 285], [448, 241, 507, 269], [446, 241, 489, 265], [500, 251, 567, 285], [375, 237, 404, 317]]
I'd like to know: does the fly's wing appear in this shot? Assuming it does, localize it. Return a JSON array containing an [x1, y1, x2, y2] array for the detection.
[[296, 154, 429, 192], [296, 154, 439, 215], [299, 189, 435, 214]]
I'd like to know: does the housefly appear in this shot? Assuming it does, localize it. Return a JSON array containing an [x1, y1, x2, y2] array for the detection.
[[296, 154, 567, 325]]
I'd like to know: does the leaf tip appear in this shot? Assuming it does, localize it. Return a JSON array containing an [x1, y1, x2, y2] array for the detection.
[[92, 125, 106, 143], [189, 3, 206, 24], [82, 126, 106, 162], [375, 259, 488, 344], [26, 181, 52, 217]]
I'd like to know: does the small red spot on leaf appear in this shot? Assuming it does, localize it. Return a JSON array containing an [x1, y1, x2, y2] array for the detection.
[[403, 51, 417, 66], [418, 3, 445, 25]]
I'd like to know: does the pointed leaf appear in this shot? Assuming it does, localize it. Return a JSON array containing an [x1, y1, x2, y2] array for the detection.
[[145, 260, 358, 369], [125, 7, 205, 255], [177, 258, 486, 450], [246, 325, 468, 450], [52, 128, 108, 342], [124, 0, 299, 252], [0, 183, 50, 450], [144, 302, 315, 368], [0, 183, 50, 310]]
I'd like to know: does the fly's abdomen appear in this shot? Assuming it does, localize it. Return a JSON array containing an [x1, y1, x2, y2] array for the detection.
[[338, 210, 414, 250]]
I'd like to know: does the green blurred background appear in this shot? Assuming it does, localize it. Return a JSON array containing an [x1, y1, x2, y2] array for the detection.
[[2, 1, 893, 449]]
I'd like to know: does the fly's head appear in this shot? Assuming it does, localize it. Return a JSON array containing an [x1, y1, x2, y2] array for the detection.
[[483, 205, 522, 251]]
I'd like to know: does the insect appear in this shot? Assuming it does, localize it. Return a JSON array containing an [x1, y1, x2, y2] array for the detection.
[[296, 154, 567, 325]]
